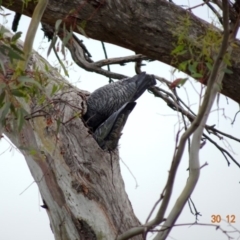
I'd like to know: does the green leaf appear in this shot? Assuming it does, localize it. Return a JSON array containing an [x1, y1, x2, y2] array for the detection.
[[11, 31, 22, 42], [0, 45, 24, 63], [0, 26, 8, 37], [77, 20, 88, 38], [179, 78, 188, 86], [0, 90, 5, 108], [51, 84, 58, 96], [0, 102, 11, 124], [18, 76, 42, 89], [44, 63, 49, 72], [223, 54, 232, 66], [29, 149, 37, 155], [206, 62, 213, 71], [11, 89, 26, 97], [10, 103, 17, 117], [179, 61, 189, 71], [171, 45, 185, 54], [0, 58, 6, 75], [188, 63, 196, 73], [178, 50, 187, 55], [223, 68, 233, 74], [191, 73, 203, 78], [47, 35, 57, 57], [55, 19, 62, 33], [56, 54, 69, 77], [189, 46, 193, 56], [10, 43, 24, 54], [62, 31, 73, 46]]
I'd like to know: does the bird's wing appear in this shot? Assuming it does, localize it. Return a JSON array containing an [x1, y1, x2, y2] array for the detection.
[[93, 102, 136, 150]]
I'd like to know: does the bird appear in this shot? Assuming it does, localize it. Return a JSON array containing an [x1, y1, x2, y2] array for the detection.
[[83, 72, 156, 131], [93, 102, 136, 151]]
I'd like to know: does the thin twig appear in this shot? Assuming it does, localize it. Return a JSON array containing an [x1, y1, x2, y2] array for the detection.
[[231, 110, 240, 124], [100, 41, 113, 83], [203, 0, 223, 24]]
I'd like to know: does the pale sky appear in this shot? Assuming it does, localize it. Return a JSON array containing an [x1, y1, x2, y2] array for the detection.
[[0, 1, 240, 240]]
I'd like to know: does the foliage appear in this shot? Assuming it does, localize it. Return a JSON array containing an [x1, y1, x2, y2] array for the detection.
[[0, 26, 62, 132], [171, 14, 233, 87]]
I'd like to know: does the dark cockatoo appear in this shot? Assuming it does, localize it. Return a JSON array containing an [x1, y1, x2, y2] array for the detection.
[[84, 72, 156, 131]]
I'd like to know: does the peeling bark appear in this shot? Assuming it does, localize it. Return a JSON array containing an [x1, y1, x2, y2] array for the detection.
[[0, 30, 142, 240], [2, 0, 240, 103]]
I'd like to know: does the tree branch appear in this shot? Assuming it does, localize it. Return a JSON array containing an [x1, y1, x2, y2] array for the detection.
[[155, 1, 236, 239], [3, 0, 240, 103]]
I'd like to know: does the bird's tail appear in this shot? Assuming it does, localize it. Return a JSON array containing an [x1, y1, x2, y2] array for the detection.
[[93, 102, 136, 150], [132, 72, 156, 101]]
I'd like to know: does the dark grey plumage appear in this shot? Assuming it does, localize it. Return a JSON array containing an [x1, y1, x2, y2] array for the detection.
[[84, 72, 156, 131], [93, 102, 136, 151]]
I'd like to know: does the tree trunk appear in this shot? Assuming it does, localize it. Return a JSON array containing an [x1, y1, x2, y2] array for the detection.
[[0, 29, 142, 239], [2, 1, 240, 239], [3, 0, 240, 104]]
